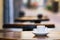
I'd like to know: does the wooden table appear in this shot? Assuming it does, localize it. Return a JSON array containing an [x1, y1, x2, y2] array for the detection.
[[0, 31, 60, 40], [15, 16, 49, 22]]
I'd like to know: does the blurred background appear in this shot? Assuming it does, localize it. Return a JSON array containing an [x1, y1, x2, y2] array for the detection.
[[0, 0, 60, 30]]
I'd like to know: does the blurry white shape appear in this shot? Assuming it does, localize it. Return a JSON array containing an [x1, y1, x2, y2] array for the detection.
[[22, 0, 28, 4], [38, 0, 44, 6], [33, 28, 48, 35], [22, 22, 35, 24], [41, 21, 54, 24], [37, 25, 46, 33], [48, 28, 54, 31], [37, 25, 45, 27], [5, 28, 23, 32]]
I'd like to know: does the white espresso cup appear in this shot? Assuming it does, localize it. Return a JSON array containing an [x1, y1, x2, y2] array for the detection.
[[37, 25, 47, 32]]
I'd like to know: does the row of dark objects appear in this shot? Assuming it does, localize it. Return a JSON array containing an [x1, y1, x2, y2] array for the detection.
[[3, 24, 55, 31], [15, 11, 49, 23], [19, 11, 43, 19]]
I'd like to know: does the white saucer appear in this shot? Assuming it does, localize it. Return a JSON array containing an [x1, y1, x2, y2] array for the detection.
[[33, 31, 48, 36], [32, 29, 48, 36]]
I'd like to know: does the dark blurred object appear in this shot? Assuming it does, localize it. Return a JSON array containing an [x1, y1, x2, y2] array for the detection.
[[27, 0, 31, 8], [19, 11, 25, 17], [23, 25, 36, 31], [0, 38, 17, 40], [37, 14, 43, 19], [45, 24, 55, 28], [34, 20, 41, 23], [52, 1, 58, 12], [3, 24, 36, 31]]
